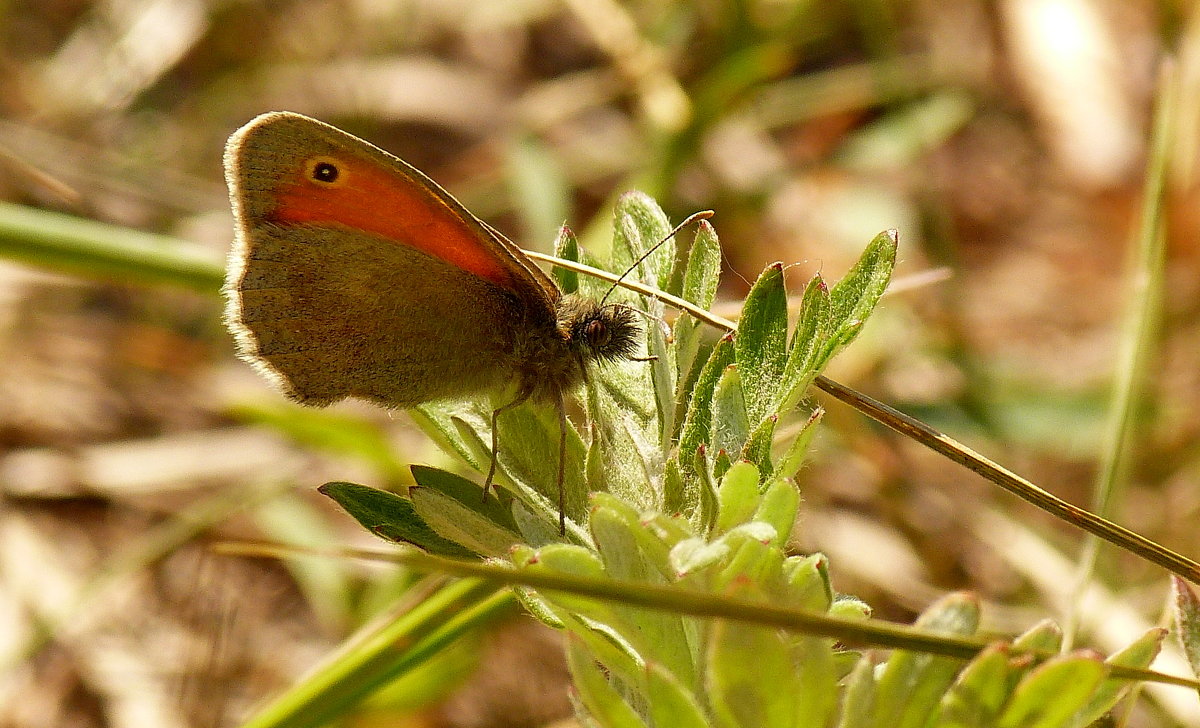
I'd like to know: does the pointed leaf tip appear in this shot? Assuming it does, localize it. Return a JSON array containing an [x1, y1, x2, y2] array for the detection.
[[736, 263, 789, 424], [319, 480, 478, 558]]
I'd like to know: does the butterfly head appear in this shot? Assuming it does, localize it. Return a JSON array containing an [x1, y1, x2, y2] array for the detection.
[[557, 295, 642, 365]]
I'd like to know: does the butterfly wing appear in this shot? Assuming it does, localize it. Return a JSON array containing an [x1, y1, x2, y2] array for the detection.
[[479, 218, 561, 304], [224, 112, 559, 408]]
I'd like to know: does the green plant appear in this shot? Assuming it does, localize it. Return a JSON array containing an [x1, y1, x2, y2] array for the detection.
[[320, 193, 1162, 728]]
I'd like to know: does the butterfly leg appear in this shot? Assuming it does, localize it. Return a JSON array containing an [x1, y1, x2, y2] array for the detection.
[[482, 389, 534, 501]]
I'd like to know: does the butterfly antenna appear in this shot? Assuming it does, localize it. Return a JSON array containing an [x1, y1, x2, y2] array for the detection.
[[619, 304, 671, 336], [600, 210, 714, 306]]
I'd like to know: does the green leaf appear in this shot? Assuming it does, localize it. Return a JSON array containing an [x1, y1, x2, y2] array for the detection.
[[667, 219, 720, 431], [590, 493, 675, 582], [492, 403, 590, 524], [413, 375, 592, 543], [646, 660, 710, 728], [783, 553, 833, 612], [640, 511, 694, 549], [833, 650, 863, 680], [523, 561, 652, 690], [815, 229, 896, 368], [662, 458, 691, 520], [567, 636, 649, 728], [694, 445, 720, 533], [409, 486, 522, 557], [777, 274, 830, 412], [411, 399, 491, 473], [735, 263, 789, 425], [708, 616, 800, 728], [1012, 620, 1063, 654], [1071, 627, 1165, 725], [511, 499, 561, 546], [529, 542, 605, 576], [525, 546, 642, 653], [672, 323, 715, 439], [647, 291, 679, 454], [678, 334, 736, 477], [793, 635, 839, 728], [588, 370, 660, 512], [710, 365, 749, 462], [829, 596, 872, 620], [715, 461, 761, 534], [511, 585, 566, 630], [776, 407, 823, 477], [586, 239, 662, 508], [996, 653, 1107, 728], [510, 543, 536, 565], [605, 202, 680, 458], [713, 535, 784, 596], [611, 191, 674, 291], [521, 542, 645, 680], [740, 415, 777, 477], [777, 230, 896, 415], [754, 479, 799, 547], [409, 465, 519, 532], [721, 521, 779, 546], [826, 229, 896, 331], [670, 537, 732, 578], [837, 653, 879, 728], [552, 224, 581, 293], [932, 644, 1014, 728], [871, 593, 980, 728], [592, 505, 695, 686], [573, 239, 618, 299], [681, 220, 721, 308], [572, 613, 649, 688], [712, 449, 734, 482], [317, 482, 475, 559], [417, 397, 588, 537]]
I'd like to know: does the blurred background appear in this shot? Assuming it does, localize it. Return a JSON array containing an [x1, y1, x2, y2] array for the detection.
[[1, 0, 1199, 726]]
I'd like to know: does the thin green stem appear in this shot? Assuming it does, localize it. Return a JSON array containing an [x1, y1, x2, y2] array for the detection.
[[218, 541, 1199, 691], [1066, 60, 1177, 649]]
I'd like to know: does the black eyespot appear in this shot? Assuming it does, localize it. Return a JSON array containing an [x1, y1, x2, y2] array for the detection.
[[312, 161, 339, 183]]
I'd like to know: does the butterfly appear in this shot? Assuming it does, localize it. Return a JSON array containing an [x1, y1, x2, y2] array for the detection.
[[223, 112, 645, 532]]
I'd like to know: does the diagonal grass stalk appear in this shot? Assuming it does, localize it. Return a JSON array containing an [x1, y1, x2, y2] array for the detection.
[[1063, 61, 1177, 651]]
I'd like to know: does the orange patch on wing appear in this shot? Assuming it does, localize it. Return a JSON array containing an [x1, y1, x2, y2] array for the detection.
[[268, 158, 515, 290]]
